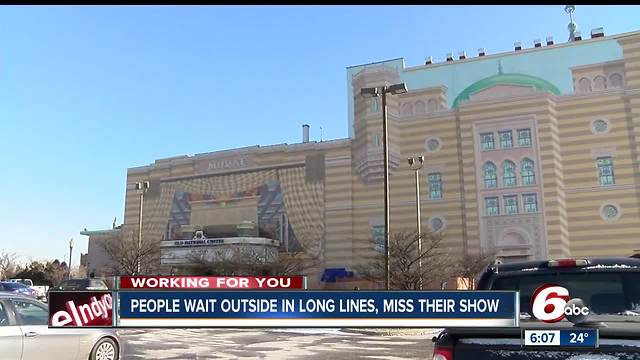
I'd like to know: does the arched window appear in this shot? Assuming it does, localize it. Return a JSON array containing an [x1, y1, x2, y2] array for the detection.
[[428, 173, 442, 200], [371, 98, 380, 113], [609, 73, 623, 88], [414, 100, 426, 114], [521, 158, 535, 185], [578, 77, 592, 93], [523, 193, 538, 213], [503, 160, 517, 187], [597, 157, 615, 186], [401, 103, 413, 116], [427, 98, 439, 112], [593, 75, 607, 90], [483, 162, 497, 188], [372, 133, 382, 148]]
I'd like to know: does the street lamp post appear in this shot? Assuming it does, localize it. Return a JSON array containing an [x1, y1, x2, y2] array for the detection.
[[408, 156, 425, 290], [135, 181, 150, 275], [361, 83, 407, 290], [68, 238, 74, 280]]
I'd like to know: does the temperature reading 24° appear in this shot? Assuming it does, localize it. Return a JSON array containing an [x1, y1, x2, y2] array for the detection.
[[560, 329, 598, 347], [570, 332, 589, 344]]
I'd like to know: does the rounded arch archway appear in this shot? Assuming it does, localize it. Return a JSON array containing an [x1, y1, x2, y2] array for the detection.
[[498, 228, 530, 247], [452, 73, 561, 108]]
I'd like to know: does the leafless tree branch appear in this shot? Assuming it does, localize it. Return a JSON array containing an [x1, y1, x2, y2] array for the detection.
[[355, 230, 454, 290], [100, 228, 161, 275], [450, 250, 497, 290], [0, 250, 18, 280]]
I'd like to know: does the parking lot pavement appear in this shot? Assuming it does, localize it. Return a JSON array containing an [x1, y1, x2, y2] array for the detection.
[[119, 328, 437, 359]]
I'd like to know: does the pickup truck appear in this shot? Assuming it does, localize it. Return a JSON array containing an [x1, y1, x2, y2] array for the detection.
[[432, 257, 640, 360]]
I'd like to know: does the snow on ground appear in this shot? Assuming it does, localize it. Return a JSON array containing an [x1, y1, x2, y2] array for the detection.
[[269, 328, 356, 336], [119, 327, 434, 359]]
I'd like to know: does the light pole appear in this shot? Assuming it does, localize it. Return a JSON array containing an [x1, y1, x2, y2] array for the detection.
[[361, 83, 408, 290], [135, 181, 150, 275], [408, 156, 424, 290], [68, 238, 74, 279]]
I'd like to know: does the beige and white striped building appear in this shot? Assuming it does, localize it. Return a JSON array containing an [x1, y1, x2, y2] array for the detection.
[[116, 28, 640, 288]]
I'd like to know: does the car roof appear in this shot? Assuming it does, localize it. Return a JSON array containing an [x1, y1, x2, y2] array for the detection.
[[491, 257, 640, 273], [0, 293, 40, 300], [61, 278, 105, 282], [476, 257, 640, 289]]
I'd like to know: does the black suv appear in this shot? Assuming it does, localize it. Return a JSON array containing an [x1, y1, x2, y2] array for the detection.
[[52, 278, 109, 291], [433, 257, 640, 360]]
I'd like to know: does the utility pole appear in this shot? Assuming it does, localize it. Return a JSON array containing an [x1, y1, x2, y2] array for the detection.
[[135, 181, 150, 275], [361, 83, 407, 290], [408, 156, 425, 289], [68, 238, 74, 280]]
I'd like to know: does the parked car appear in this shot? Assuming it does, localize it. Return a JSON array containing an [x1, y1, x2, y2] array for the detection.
[[0, 293, 120, 360], [52, 278, 109, 291], [432, 257, 640, 360], [6, 279, 49, 301], [0, 281, 38, 299], [8, 278, 34, 287]]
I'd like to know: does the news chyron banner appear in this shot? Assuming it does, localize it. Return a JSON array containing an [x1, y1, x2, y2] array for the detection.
[[117, 290, 518, 328], [49, 276, 519, 328], [48, 291, 114, 327]]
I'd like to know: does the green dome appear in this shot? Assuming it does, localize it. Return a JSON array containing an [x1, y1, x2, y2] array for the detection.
[[452, 73, 561, 108]]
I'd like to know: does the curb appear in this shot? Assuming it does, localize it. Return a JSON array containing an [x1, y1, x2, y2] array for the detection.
[[342, 328, 443, 337]]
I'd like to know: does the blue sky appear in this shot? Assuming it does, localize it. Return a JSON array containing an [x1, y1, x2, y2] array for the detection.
[[1, 5, 639, 266]]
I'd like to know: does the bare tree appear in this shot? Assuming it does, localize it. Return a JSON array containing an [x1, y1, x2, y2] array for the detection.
[[0, 250, 18, 280], [271, 252, 311, 276], [178, 247, 315, 277], [451, 251, 496, 290], [355, 230, 453, 290], [72, 264, 88, 279], [100, 228, 160, 275]]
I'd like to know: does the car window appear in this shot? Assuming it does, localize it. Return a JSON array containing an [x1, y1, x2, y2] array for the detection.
[[11, 299, 48, 325], [90, 279, 107, 288], [59, 279, 88, 290], [491, 272, 640, 315], [0, 302, 9, 326]]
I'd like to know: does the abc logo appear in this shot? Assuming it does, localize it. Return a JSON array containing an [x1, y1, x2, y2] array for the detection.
[[531, 284, 590, 323]]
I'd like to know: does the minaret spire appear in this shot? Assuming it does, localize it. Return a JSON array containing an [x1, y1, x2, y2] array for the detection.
[[565, 5, 577, 41]]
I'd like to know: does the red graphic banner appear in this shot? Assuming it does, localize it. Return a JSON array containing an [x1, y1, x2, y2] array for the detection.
[[48, 291, 113, 327]]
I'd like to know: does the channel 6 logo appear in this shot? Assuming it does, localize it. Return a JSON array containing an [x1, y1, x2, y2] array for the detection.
[[531, 284, 589, 323]]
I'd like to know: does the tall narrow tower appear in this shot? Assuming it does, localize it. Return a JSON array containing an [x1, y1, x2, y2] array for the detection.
[[565, 5, 578, 41], [351, 65, 402, 184]]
